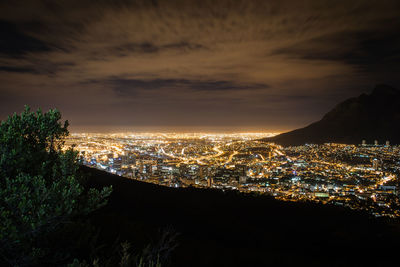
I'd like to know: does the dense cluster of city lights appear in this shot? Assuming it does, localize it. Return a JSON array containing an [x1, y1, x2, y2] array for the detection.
[[65, 133, 400, 218]]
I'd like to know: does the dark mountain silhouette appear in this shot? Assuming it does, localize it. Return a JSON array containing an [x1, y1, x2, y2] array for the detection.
[[78, 166, 400, 266], [264, 84, 400, 146]]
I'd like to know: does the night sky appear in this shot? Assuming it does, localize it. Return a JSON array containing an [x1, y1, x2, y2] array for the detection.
[[1, 0, 399, 132]]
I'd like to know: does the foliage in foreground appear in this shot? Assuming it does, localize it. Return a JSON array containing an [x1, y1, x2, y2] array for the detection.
[[68, 227, 178, 267], [0, 106, 112, 266]]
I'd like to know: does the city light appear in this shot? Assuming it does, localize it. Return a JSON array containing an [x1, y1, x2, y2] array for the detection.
[[65, 133, 400, 218]]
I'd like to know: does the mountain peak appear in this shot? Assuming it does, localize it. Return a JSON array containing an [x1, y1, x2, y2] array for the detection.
[[263, 84, 400, 146]]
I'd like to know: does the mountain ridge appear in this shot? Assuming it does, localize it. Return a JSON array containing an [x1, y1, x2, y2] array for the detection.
[[263, 84, 400, 146]]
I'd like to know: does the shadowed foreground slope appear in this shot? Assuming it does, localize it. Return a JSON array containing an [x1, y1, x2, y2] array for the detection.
[[84, 166, 400, 266], [263, 84, 400, 146]]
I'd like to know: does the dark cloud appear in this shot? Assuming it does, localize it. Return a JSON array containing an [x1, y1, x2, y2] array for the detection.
[[0, 66, 37, 73], [109, 42, 207, 56], [0, 20, 50, 57], [100, 78, 268, 96], [0, 61, 75, 76], [274, 28, 400, 73]]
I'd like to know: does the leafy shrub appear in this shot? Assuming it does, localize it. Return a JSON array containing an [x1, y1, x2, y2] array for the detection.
[[0, 106, 112, 266]]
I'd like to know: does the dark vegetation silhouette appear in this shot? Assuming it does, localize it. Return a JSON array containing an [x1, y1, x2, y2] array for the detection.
[[264, 84, 400, 146], [0, 107, 113, 266]]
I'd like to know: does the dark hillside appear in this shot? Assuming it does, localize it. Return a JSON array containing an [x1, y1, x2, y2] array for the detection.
[[83, 166, 400, 266], [263, 84, 400, 146]]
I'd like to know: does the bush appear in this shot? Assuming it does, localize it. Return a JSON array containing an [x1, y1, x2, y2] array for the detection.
[[0, 106, 112, 266]]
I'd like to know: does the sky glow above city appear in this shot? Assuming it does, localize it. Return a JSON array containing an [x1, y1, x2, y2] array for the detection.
[[1, 0, 399, 132]]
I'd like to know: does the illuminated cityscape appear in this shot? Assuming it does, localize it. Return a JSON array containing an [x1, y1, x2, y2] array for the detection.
[[66, 133, 400, 218], [2, 0, 400, 265]]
